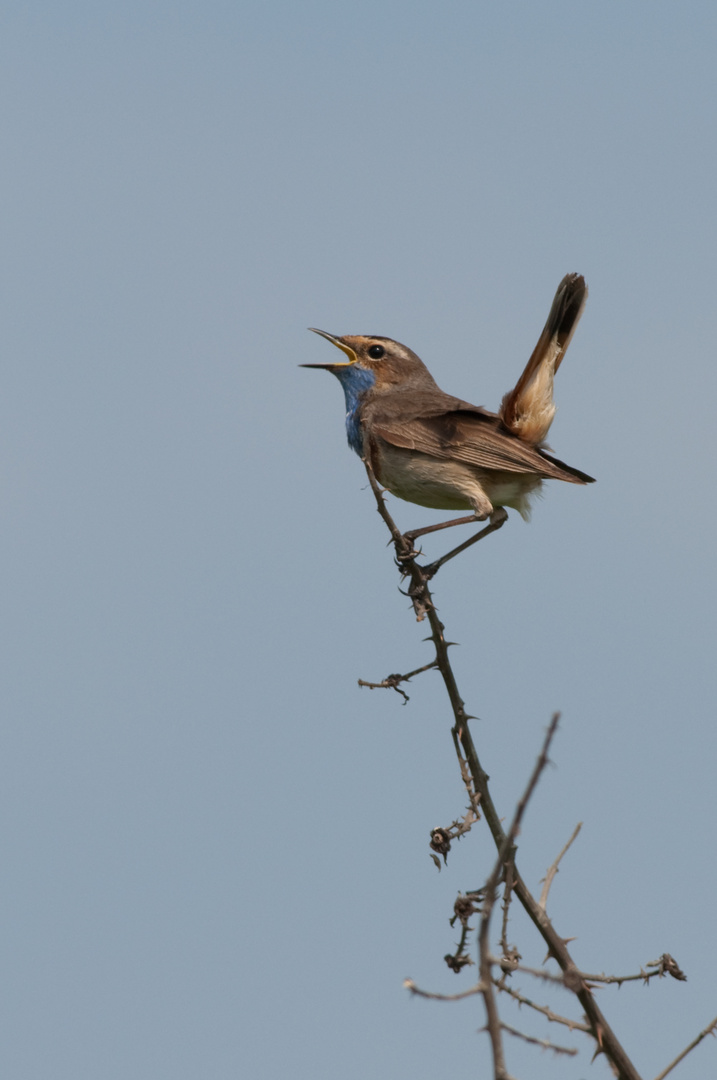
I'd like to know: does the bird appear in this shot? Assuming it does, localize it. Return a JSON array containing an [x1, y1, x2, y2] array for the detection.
[[302, 274, 594, 545]]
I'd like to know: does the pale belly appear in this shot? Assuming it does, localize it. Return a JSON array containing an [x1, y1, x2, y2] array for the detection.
[[375, 444, 541, 520]]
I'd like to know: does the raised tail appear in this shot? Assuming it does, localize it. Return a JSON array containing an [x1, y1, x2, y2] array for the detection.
[[500, 273, 587, 446]]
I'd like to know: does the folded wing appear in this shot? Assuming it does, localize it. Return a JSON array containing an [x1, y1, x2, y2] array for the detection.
[[372, 408, 594, 484]]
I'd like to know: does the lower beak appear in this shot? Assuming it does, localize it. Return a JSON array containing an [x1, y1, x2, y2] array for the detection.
[[302, 328, 357, 366]]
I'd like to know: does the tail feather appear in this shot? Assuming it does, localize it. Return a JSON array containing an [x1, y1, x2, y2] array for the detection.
[[500, 273, 587, 446]]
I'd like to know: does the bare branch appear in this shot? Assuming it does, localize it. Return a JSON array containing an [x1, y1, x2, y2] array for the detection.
[[478, 935, 510, 1077], [499, 862, 516, 960], [403, 978, 484, 1002], [488, 957, 571, 987], [444, 892, 482, 973], [474, 715, 561, 1078], [503, 714, 561, 856], [500, 1020, 579, 1056], [451, 729, 482, 819], [580, 955, 687, 988], [539, 822, 583, 910], [358, 659, 439, 702], [495, 980, 591, 1033], [653, 1015, 717, 1080]]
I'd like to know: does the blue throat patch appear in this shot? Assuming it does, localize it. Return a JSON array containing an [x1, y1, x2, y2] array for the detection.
[[332, 365, 376, 456]]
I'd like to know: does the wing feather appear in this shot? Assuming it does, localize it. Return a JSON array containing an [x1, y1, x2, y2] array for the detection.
[[372, 410, 593, 483]]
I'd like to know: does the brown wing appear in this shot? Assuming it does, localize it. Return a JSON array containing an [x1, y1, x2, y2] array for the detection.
[[372, 409, 594, 484]]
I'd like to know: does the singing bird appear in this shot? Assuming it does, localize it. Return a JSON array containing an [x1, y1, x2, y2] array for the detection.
[[302, 274, 594, 532]]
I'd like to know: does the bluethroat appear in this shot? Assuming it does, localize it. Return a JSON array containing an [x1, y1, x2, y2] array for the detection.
[[302, 274, 593, 556]]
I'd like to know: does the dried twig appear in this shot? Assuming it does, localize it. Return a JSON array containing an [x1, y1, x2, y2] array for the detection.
[[444, 941, 474, 973], [581, 954, 687, 988], [539, 822, 583, 909], [653, 1015, 717, 1080], [488, 957, 574, 988], [499, 1020, 578, 1056], [444, 892, 481, 973], [495, 980, 591, 1033], [499, 861, 516, 960], [452, 729, 482, 819], [476, 715, 561, 1078], [358, 659, 439, 702], [403, 978, 484, 1002]]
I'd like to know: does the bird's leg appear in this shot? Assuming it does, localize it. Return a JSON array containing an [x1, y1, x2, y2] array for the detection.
[[421, 508, 508, 578], [402, 512, 487, 545]]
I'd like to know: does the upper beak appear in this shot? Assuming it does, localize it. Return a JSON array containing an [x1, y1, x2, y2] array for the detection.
[[300, 328, 358, 368]]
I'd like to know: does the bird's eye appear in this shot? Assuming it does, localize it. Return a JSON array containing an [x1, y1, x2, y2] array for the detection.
[[368, 344, 385, 359]]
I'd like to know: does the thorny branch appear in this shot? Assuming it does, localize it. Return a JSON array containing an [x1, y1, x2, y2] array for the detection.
[[499, 1020, 578, 1057], [444, 891, 483, 972], [499, 859, 516, 964], [494, 981, 592, 1033], [359, 460, 708, 1080], [357, 659, 438, 703], [488, 958, 575, 986], [574, 955, 687, 987], [476, 713, 561, 1076]]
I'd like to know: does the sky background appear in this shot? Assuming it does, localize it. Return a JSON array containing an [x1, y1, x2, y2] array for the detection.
[[1, 2, 716, 1078]]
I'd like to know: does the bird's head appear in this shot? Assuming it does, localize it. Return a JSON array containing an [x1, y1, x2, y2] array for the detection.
[[301, 330, 437, 394]]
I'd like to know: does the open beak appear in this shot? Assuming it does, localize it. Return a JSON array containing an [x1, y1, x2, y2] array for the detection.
[[300, 328, 358, 368]]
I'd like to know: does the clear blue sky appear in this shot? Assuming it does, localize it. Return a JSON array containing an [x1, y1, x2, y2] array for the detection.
[[1, 3, 716, 1077]]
